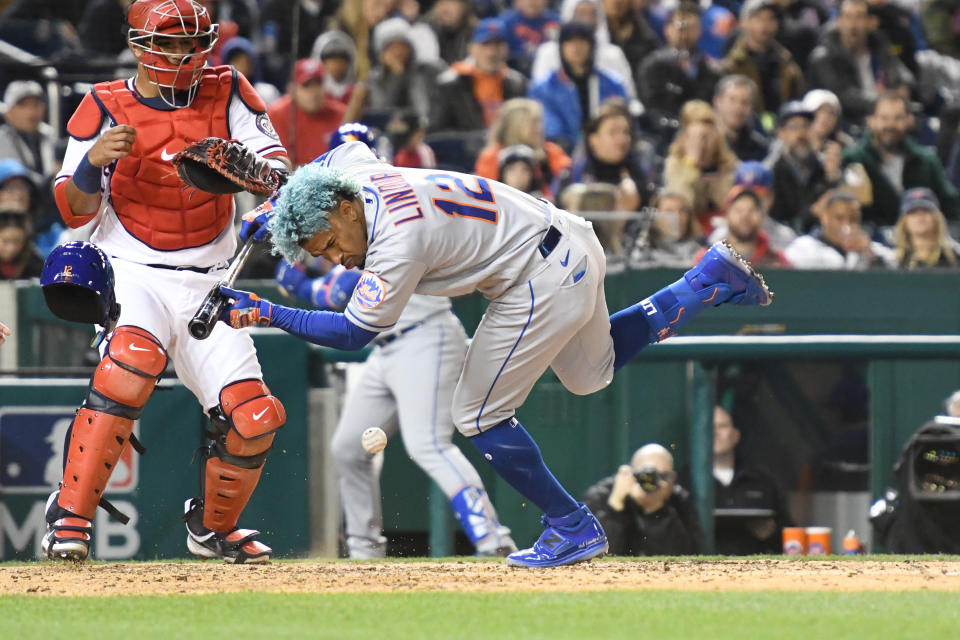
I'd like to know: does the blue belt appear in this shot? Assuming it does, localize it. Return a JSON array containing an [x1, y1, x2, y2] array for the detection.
[[373, 321, 424, 347], [538, 226, 562, 258]]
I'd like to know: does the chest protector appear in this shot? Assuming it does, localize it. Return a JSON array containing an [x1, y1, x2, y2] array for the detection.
[[93, 67, 234, 251]]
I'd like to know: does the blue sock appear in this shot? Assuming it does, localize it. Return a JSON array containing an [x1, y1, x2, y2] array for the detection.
[[470, 418, 579, 519], [610, 303, 653, 372], [609, 273, 719, 370]]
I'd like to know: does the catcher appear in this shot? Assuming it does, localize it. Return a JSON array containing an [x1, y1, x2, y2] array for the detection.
[[44, 0, 291, 563]]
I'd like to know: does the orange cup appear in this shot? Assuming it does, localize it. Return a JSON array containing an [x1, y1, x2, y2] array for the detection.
[[806, 527, 832, 555], [782, 527, 807, 555]]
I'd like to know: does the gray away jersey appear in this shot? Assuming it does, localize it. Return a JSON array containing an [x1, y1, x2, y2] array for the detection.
[[319, 142, 554, 333]]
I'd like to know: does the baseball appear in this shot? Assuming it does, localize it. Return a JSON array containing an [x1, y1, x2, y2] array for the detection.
[[361, 427, 388, 454]]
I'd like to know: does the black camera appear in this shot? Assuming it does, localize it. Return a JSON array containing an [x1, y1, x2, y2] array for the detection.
[[634, 466, 667, 493]]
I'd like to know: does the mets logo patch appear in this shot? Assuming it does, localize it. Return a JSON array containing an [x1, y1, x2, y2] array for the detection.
[[354, 272, 386, 309]]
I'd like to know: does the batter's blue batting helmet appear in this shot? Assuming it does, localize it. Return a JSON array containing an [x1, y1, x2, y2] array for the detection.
[[41, 241, 120, 327], [328, 122, 377, 151]]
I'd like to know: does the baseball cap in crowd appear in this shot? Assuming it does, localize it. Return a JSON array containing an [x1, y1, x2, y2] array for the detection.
[[473, 18, 508, 44], [724, 184, 764, 210], [294, 58, 325, 85], [802, 89, 841, 117], [739, 0, 780, 21], [777, 100, 813, 127], [2, 80, 44, 112], [559, 20, 594, 45], [900, 187, 941, 215], [735, 161, 773, 193], [373, 17, 415, 55], [498, 144, 538, 171]]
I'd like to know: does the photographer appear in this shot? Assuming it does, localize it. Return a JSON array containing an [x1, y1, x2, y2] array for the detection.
[[584, 444, 703, 556]]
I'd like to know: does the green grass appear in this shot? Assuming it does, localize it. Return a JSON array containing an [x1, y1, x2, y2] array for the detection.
[[2, 590, 960, 640]]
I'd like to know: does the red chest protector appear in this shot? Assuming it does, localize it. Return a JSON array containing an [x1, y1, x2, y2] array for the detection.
[[92, 66, 235, 251]]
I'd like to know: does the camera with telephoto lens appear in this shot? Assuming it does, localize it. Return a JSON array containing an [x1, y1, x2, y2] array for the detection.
[[635, 466, 665, 493]]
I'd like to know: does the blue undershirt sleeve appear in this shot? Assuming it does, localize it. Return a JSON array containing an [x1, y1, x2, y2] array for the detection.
[[269, 304, 377, 350]]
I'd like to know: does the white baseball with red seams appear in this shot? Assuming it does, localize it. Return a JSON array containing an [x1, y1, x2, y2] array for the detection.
[[361, 427, 388, 454]]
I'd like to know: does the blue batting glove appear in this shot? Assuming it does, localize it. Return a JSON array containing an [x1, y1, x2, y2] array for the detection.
[[318, 265, 362, 311], [218, 285, 274, 328], [240, 194, 278, 243], [274, 260, 312, 300]]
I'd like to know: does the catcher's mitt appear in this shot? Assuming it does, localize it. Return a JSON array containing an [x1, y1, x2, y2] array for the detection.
[[173, 137, 287, 196]]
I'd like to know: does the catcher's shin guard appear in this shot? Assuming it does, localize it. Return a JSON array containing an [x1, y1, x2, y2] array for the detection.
[[185, 379, 285, 563], [48, 327, 165, 560], [41, 490, 92, 561]]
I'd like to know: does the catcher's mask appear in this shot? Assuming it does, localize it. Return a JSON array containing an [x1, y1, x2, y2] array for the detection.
[[41, 242, 121, 333], [126, 0, 219, 109]]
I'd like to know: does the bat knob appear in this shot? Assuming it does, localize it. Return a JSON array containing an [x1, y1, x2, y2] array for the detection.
[[189, 318, 213, 340]]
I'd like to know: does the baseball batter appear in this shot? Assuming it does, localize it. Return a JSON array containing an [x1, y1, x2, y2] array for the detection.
[[221, 141, 773, 567], [43, 0, 291, 564], [276, 125, 515, 557]]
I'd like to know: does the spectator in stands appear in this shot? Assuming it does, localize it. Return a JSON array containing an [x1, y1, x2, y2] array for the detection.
[[77, 0, 134, 57], [769, 101, 840, 232], [0, 0, 83, 58], [711, 405, 793, 555], [427, 0, 476, 65], [864, 0, 922, 77], [312, 30, 366, 122], [732, 160, 797, 250], [531, 0, 639, 111], [500, 0, 560, 75], [774, 0, 828, 69], [0, 80, 56, 185], [784, 189, 895, 268], [222, 36, 281, 106], [0, 158, 34, 216], [720, 0, 803, 117], [0, 212, 43, 280], [260, 0, 331, 64], [842, 92, 960, 227], [367, 17, 444, 126], [498, 144, 547, 197], [475, 97, 572, 184], [584, 443, 703, 556], [601, 0, 661, 92], [893, 188, 960, 270], [267, 58, 346, 167], [555, 98, 646, 213], [330, 0, 397, 82], [802, 89, 855, 153], [663, 100, 738, 232], [805, 0, 914, 124], [697, 185, 789, 268], [431, 18, 527, 133], [638, 2, 720, 142], [386, 110, 436, 169], [629, 189, 704, 268], [713, 74, 770, 162], [528, 21, 629, 152], [920, 0, 960, 59]]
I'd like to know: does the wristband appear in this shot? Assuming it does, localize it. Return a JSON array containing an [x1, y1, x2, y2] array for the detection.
[[72, 153, 102, 194]]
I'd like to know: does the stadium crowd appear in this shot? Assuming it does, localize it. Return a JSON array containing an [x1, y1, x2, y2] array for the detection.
[[1, 0, 960, 279]]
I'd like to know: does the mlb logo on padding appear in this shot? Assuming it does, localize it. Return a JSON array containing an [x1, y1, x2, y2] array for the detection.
[[354, 272, 386, 309], [0, 407, 138, 494]]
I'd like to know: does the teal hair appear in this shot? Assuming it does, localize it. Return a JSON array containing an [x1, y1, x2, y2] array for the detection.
[[268, 163, 363, 262]]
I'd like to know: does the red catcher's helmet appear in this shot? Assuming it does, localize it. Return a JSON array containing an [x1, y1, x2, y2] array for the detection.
[[126, 0, 219, 108]]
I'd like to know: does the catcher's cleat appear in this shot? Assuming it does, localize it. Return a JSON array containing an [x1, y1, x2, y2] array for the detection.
[[41, 491, 92, 562], [507, 504, 608, 568], [183, 498, 271, 564], [686, 240, 774, 307], [640, 240, 774, 342]]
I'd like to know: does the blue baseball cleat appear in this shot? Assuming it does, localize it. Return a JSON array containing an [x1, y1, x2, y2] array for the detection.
[[641, 240, 774, 342], [507, 504, 608, 568], [686, 240, 774, 307]]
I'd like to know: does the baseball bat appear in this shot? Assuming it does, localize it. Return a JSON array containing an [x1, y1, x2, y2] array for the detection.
[[188, 238, 256, 340]]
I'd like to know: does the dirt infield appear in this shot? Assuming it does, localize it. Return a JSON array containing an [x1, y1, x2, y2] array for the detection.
[[3, 559, 960, 596]]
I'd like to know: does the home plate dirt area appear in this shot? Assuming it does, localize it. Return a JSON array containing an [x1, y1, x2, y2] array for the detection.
[[2, 558, 960, 596]]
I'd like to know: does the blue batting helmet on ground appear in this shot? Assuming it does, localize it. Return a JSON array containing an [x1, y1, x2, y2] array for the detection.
[[328, 122, 377, 151], [41, 241, 120, 326]]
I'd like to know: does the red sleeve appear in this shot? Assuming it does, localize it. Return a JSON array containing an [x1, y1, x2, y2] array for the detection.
[[54, 180, 98, 228], [234, 68, 267, 114], [66, 92, 106, 141]]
